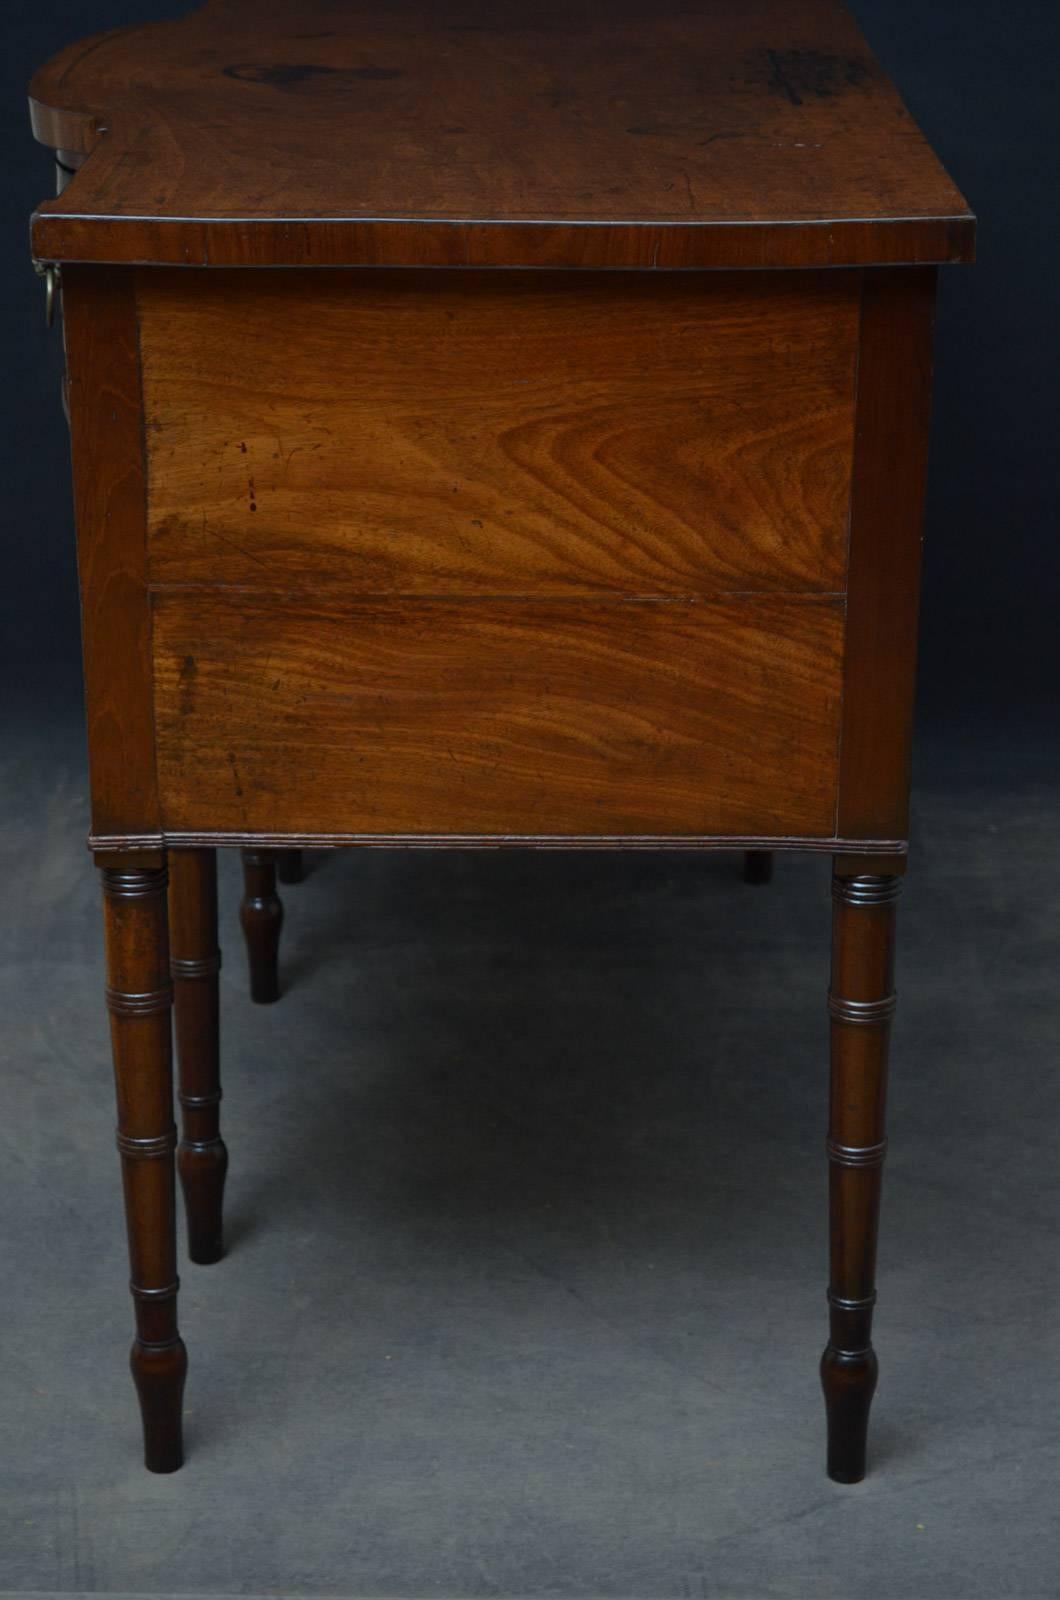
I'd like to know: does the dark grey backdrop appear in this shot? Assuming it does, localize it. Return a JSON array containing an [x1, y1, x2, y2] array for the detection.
[[3, 0, 1058, 731]]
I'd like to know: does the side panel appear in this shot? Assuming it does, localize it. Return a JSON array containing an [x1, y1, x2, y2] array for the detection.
[[137, 267, 861, 847], [66, 266, 932, 855], [152, 592, 845, 840], [140, 269, 859, 597]]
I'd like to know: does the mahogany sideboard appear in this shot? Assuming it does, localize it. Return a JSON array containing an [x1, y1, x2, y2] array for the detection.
[[28, 0, 974, 1482]]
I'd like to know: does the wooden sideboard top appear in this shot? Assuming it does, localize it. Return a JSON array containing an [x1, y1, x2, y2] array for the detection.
[[30, 0, 973, 270]]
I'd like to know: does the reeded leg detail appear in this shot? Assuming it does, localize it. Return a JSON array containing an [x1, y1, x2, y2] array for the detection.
[[743, 850, 774, 885], [276, 849, 305, 885], [169, 848, 227, 1265], [101, 863, 187, 1473], [240, 849, 284, 1004], [821, 869, 900, 1483]]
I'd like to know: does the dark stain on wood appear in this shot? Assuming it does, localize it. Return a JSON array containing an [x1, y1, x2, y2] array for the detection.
[[759, 49, 873, 107], [177, 653, 197, 717], [223, 61, 403, 87], [222, 62, 341, 86]]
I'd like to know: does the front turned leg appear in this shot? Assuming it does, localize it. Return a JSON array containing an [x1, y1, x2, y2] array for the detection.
[[240, 849, 284, 1003], [101, 863, 187, 1473], [169, 848, 227, 1264], [821, 869, 900, 1483]]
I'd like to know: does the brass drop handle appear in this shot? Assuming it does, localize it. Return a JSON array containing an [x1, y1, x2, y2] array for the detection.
[[34, 261, 60, 328]]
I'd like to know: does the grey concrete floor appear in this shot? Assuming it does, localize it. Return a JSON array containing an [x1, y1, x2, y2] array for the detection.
[[1, 688, 1058, 1598]]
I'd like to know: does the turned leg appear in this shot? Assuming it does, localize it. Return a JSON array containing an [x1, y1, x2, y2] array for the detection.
[[101, 862, 187, 1473], [743, 850, 774, 885], [169, 848, 227, 1264], [821, 868, 900, 1483], [276, 848, 305, 885], [240, 849, 284, 1003]]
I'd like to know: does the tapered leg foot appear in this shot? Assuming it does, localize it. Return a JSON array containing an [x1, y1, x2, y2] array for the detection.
[[821, 1345, 879, 1483], [743, 850, 774, 885], [276, 849, 305, 885], [821, 868, 899, 1483], [131, 1335, 189, 1474], [178, 1144, 228, 1265], [101, 861, 187, 1472], [170, 848, 227, 1264], [240, 849, 284, 1003]]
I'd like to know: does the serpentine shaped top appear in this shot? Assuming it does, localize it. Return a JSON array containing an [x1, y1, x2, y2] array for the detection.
[[29, 0, 974, 270]]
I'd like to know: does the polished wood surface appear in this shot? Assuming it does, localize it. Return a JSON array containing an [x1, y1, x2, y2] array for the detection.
[[29, 0, 973, 270], [822, 871, 899, 1482], [168, 848, 227, 1265], [153, 593, 844, 839], [101, 865, 186, 1473], [239, 849, 284, 1004], [62, 267, 158, 842], [141, 269, 858, 597], [238, 851, 304, 1001], [836, 270, 937, 843]]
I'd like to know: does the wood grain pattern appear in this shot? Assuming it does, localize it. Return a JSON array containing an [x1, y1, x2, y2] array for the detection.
[[836, 269, 937, 841], [140, 270, 858, 598], [151, 593, 843, 839], [62, 266, 159, 840], [29, 0, 974, 270]]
